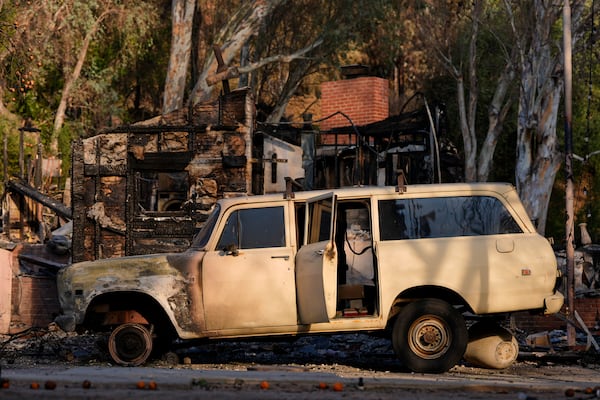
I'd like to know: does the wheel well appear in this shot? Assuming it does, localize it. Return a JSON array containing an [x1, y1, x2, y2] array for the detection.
[[386, 286, 471, 329], [84, 291, 176, 339]]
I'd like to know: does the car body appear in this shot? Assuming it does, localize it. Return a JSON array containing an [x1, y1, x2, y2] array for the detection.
[[55, 183, 563, 372]]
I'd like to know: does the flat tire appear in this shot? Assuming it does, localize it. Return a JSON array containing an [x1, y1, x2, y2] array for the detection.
[[108, 323, 153, 366]]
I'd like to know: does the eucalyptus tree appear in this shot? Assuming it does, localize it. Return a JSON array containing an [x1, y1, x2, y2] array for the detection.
[[189, 0, 289, 105], [507, 0, 588, 234], [163, 0, 195, 113], [407, 0, 591, 234]]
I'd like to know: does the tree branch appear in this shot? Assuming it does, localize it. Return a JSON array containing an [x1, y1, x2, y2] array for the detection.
[[205, 38, 323, 86]]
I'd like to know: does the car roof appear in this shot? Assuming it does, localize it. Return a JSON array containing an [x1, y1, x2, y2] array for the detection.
[[217, 182, 517, 208]]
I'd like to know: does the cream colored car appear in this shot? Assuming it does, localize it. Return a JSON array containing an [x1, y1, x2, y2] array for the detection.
[[55, 183, 563, 373]]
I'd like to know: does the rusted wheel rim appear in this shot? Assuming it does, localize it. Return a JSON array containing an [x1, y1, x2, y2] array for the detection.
[[108, 323, 153, 366], [408, 315, 451, 359]]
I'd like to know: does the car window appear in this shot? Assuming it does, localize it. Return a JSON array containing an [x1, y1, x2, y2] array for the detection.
[[306, 199, 332, 244], [295, 203, 306, 248], [217, 206, 286, 249], [378, 196, 522, 240], [190, 203, 221, 249]]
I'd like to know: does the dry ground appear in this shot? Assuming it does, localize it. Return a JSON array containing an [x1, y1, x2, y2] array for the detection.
[[1, 327, 600, 399]]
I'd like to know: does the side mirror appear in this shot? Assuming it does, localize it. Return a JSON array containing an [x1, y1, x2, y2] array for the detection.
[[224, 244, 239, 256]]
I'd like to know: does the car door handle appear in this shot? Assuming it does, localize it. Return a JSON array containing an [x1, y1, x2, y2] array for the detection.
[[271, 255, 290, 260]]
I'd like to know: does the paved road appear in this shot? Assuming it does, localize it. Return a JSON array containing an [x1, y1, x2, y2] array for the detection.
[[1, 361, 599, 399]]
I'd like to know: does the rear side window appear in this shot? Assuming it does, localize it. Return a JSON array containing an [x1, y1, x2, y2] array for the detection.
[[217, 206, 286, 249], [378, 196, 522, 240]]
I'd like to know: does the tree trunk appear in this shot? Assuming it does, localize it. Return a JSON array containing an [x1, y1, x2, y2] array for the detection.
[[477, 62, 515, 182], [163, 0, 196, 114], [0, 86, 8, 116], [53, 8, 119, 150], [456, 1, 482, 183], [515, 57, 563, 234], [456, 77, 477, 182], [512, 0, 565, 234], [265, 59, 315, 124]]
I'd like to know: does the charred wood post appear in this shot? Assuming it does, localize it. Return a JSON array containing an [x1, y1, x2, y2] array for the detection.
[[16, 125, 41, 240]]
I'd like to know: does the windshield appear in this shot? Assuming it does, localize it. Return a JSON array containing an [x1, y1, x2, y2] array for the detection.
[[190, 203, 221, 249]]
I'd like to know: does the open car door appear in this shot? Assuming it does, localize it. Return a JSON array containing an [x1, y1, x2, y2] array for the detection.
[[295, 192, 338, 324]]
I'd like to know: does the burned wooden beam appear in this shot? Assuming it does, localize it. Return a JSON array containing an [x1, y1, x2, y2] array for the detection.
[[6, 179, 72, 220], [206, 67, 240, 87]]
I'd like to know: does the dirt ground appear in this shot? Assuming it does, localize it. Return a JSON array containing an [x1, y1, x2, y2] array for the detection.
[[1, 327, 600, 399]]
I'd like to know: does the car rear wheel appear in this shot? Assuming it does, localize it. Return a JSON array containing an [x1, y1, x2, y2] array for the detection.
[[108, 323, 153, 366], [392, 299, 467, 373]]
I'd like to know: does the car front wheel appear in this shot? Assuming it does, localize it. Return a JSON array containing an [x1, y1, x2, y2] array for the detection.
[[392, 298, 468, 373], [107, 323, 153, 366]]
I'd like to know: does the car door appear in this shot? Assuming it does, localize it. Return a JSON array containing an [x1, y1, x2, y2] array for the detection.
[[202, 202, 297, 331], [295, 193, 338, 324]]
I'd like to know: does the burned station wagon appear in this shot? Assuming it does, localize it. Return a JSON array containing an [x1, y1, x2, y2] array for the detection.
[[55, 183, 563, 373]]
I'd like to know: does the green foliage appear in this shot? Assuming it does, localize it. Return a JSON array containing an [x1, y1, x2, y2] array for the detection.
[[2, 0, 169, 136], [0, 119, 20, 183]]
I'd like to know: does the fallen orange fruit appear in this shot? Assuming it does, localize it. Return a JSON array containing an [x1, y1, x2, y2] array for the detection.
[[260, 380, 270, 389], [332, 382, 344, 392], [148, 381, 157, 390], [30, 382, 40, 390], [318, 382, 328, 390], [82, 380, 91, 389], [136, 381, 146, 389], [44, 380, 57, 390]]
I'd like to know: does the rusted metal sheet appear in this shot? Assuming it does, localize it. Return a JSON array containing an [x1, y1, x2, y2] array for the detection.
[[71, 89, 255, 263]]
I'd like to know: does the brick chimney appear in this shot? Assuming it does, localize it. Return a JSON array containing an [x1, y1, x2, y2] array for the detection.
[[320, 66, 389, 132]]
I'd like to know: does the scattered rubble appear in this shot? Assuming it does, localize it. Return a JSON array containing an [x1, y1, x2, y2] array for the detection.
[[1, 323, 599, 372]]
